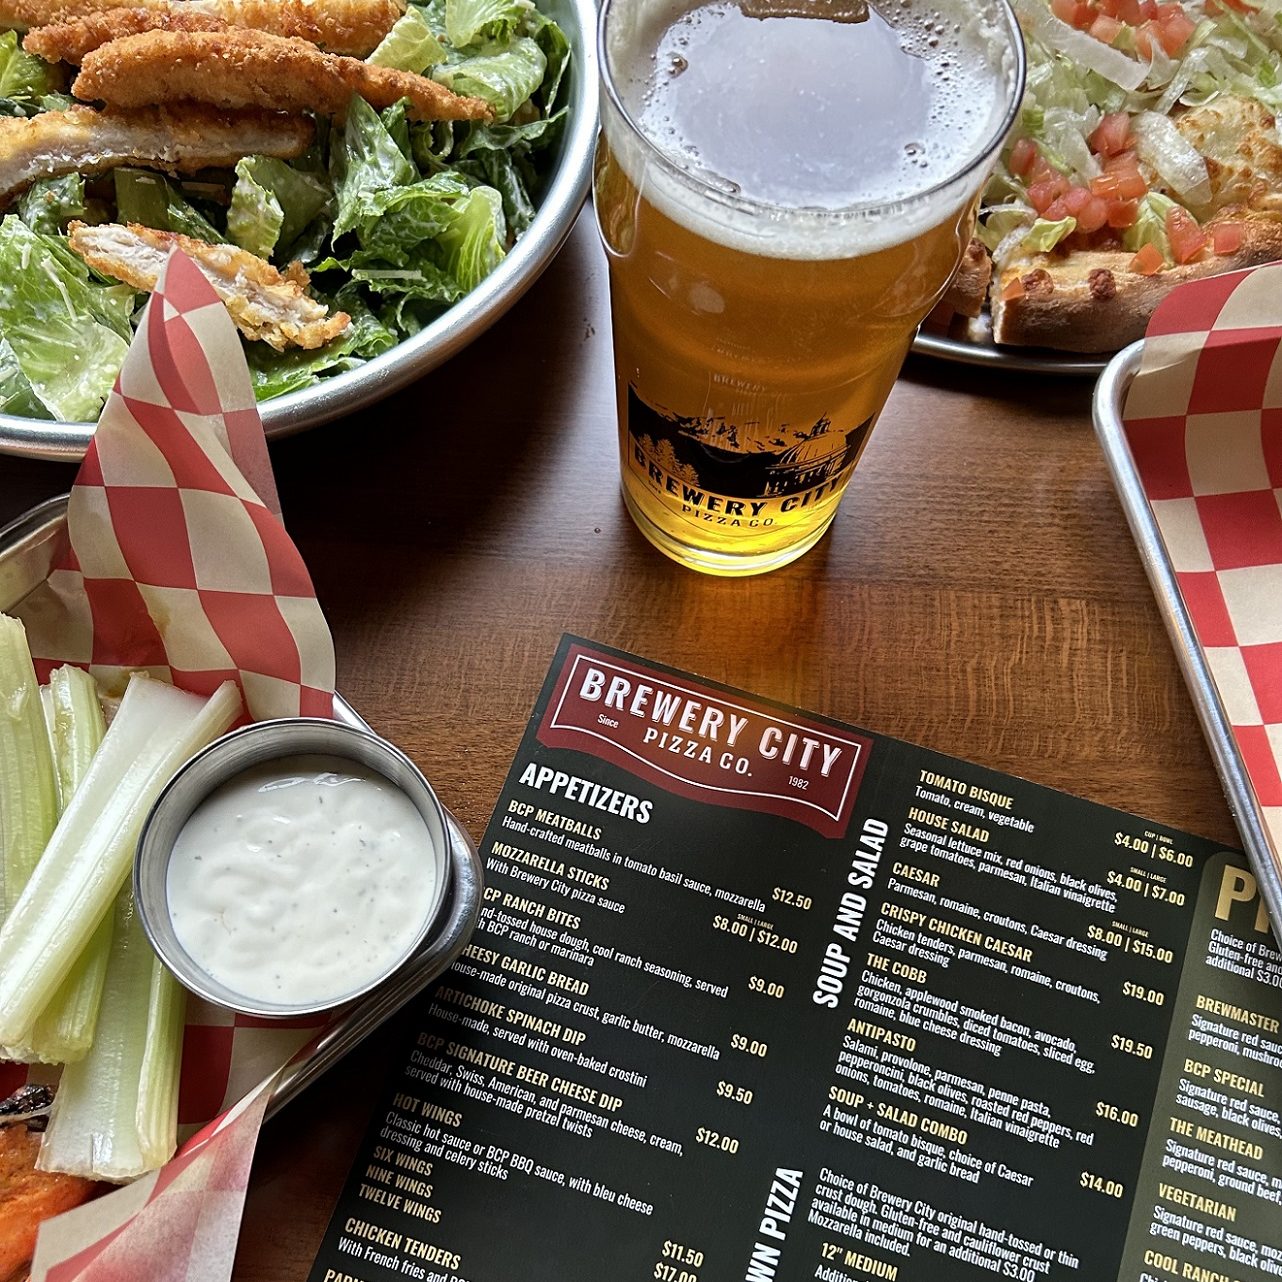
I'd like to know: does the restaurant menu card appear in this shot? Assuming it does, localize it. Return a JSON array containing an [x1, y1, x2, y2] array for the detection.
[[309, 638, 1282, 1282]]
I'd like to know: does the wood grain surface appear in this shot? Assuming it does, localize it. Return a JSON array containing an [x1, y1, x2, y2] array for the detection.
[[0, 210, 1240, 1279]]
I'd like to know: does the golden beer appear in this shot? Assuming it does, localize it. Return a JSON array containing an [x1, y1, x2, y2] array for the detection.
[[594, 0, 1024, 575]]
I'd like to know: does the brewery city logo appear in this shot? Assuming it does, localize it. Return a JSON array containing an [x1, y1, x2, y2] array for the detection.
[[626, 386, 874, 505], [537, 644, 872, 838]]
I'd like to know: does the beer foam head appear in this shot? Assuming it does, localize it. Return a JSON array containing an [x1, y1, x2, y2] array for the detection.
[[600, 0, 1023, 260]]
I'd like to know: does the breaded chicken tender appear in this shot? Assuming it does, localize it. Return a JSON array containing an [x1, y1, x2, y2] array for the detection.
[[0, 103, 312, 204], [68, 220, 352, 350], [12, 0, 404, 55], [25, 7, 228, 64], [73, 27, 493, 120], [202, 0, 404, 55], [0, 0, 168, 31]]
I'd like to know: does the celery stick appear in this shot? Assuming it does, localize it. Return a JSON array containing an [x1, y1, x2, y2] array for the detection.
[[18, 667, 112, 1063], [48, 665, 107, 801], [136, 934, 186, 1165], [0, 676, 241, 1046], [37, 887, 186, 1181], [0, 614, 58, 923], [39, 685, 61, 812]]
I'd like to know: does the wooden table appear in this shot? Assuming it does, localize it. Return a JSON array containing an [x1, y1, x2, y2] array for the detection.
[[0, 210, 1239, 1279]]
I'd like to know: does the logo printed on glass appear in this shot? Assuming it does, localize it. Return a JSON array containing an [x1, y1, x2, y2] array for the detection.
[[537, 644, 871, 837], [627, 387, 875, 516]]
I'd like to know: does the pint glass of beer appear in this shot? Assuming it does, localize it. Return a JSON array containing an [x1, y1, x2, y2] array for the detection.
[[594, 0, 1025, 575]]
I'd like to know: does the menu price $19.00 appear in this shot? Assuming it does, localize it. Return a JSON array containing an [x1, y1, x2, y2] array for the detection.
[[309, 639, 1282, 1282]]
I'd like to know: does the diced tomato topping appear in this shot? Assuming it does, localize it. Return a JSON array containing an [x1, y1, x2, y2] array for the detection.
[[1134, 20, 1162, 58], [1103, 148, 1140, 173], [1089, 112, 1132, 157], [1043, 196, 1071, 221], [1076, 195, 1111, 233], [1098, 0, 1119, 15], [1140, 0, 1159, 17], [1028, 176, 1069, 214], [1166, 206, 1207, 263], [1001, 276, 1026, 302], [1207, 0, 1257, 13], [1117, 172, 1148, 199], [1028, 156, 1055, 184], [1089, 12, 1124, 39], [1106, 198, 1140, 228], [1116, 0, 1146, 24], [1092, 171, 1153, 201], [1130, 243, 1166, 274], [1009, 137, 1039, 178], [1152, 5, 1196, 52], [1061, 185, 1093, 215], [1156, 5, 1195, 30], [1212, 221, 1245, 254], [1052, 0, 1096, 23], [1091, 170, 1148, 201]]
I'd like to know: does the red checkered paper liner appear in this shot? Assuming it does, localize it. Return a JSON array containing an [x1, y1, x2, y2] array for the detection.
[[2, 249, 339, 1280], [1122, 263, 1282, 887]]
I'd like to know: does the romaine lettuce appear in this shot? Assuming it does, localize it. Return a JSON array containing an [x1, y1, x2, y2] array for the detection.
[[436, 37, 547, 122], [18, 175, 86, 237], [445, 0, 533, 49], [437, 186, 506, 291], [228, 157, 329, 261], [0, 338, 45, 418], [0, 216, 132, 421], [331, 96, 417, 238], [113, 170, 224, 242], [0, 30, 61, 115], [369, 4, 447, 71]]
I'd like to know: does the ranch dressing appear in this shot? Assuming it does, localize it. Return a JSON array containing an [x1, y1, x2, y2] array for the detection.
[[166, 754, 439, 1007]]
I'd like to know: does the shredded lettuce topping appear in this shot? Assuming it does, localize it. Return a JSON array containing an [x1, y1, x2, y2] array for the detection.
[[0, 0, 571, 420], [983, 0, 1282, 268]]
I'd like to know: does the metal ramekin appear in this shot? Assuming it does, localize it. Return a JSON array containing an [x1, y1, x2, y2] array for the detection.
[[134, 718, 453, 1018]]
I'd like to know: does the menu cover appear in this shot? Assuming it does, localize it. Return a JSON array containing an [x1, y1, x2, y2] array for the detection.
[[308, 637, 1282, 1282]]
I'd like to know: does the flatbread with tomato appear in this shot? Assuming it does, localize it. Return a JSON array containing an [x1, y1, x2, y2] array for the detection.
[[941, 0, 1282, 354]]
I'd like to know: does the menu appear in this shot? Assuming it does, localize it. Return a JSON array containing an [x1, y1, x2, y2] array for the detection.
[[309, 637, 1282, 1282]]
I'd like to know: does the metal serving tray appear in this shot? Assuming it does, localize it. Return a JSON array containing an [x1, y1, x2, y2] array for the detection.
[[913, 328, 1109, 377], [1093, 341, 1282, 930], [0, 494, 484, 1118], [0, 0, 599, 464]]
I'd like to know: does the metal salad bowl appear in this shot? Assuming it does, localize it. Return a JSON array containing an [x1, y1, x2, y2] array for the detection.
[[0, 0, 599, 463]]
